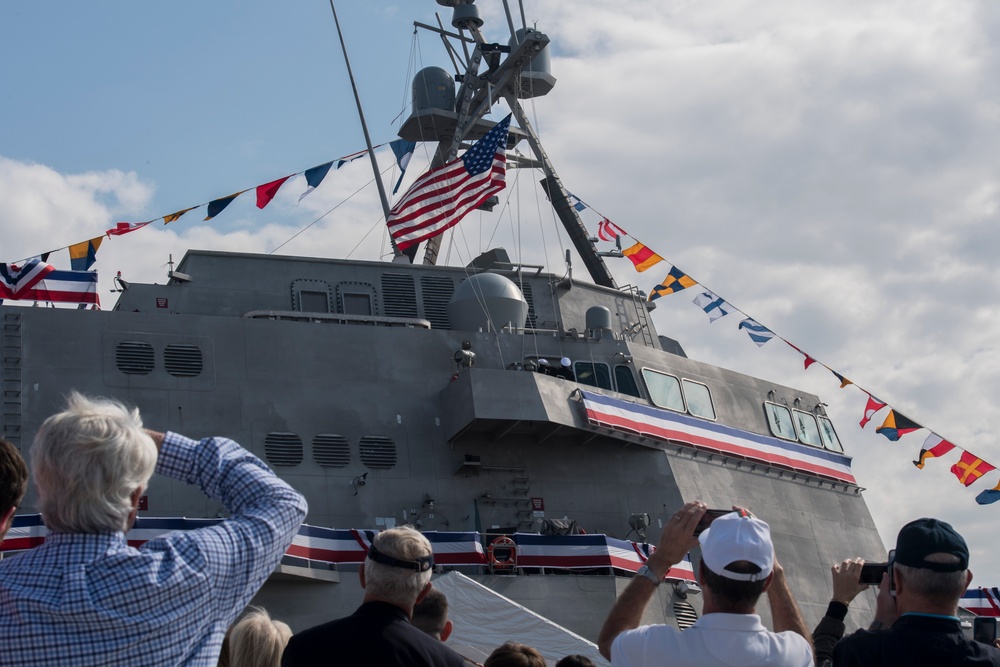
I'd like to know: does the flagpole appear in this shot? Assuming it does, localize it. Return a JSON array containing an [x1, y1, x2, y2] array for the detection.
[[328, 0, 403, 259]]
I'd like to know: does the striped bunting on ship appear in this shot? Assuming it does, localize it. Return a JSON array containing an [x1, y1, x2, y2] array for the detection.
[[4, 516, 693, 577], [961, 588, 1000, 617], [578, 390, 856, 484], [512, 534, 696, 581]]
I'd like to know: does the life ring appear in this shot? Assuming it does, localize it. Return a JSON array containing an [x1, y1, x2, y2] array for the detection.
[[488, 535, 517, 571]]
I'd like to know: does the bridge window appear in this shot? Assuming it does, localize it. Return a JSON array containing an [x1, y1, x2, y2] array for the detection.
[[682, 379, 715, 420], [764, 402, 796, 441], [642, 369, 684, 412], [575, 362, 613, 390], [793, 409, 822, 447], [614, 365, 641, 397], [818, 416, 844, 453]]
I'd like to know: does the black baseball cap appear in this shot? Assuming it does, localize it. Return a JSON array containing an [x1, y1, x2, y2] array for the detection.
[[894, 518, 969, 572]]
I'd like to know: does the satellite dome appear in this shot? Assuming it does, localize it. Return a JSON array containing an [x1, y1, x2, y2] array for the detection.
[[448, 273, 529, 332]]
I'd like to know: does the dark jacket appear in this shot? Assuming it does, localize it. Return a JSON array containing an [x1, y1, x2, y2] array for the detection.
[[282, 601, 467, 667], [832, 613, 1000, 666]]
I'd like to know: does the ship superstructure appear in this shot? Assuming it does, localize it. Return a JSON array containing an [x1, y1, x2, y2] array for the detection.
[[1, 0, 886, 647]]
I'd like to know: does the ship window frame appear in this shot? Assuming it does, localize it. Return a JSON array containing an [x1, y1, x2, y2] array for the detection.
[[614, 365, 641, 398], [792, 409, 823, 448], [641, 368, 685, 413], [336, 281, 378, 317], [299, 290, 330, 314], [342, 292, 372, 316], [292, 279, 332, 313], [682, 379, 716, 421], [764, 402, 797, 442], [818, 416, 844, 453], [574, 362, 613, 391]]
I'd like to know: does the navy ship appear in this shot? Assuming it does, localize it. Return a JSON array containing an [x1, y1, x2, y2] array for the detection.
[[2, 0, 887, 657]]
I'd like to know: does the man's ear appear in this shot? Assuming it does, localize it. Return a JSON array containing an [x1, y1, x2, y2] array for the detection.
[[892, 567, 904, 596], [0, 505, 15, 532], [415, 582, 433, 605], [441, 619, 453, 642], [359, 566, 367, 589], [760, 571, 774, 593], [964, 569, 974, 594]]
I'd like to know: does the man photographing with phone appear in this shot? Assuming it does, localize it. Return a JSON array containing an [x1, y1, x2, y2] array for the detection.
[[598, 500, 813, 666], [832, 517, 1000, 666]]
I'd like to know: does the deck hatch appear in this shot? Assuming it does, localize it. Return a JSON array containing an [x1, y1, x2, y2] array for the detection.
[[115, 341, 154, 375], [420, 276, 454, 330], [163, 344, 203, 377], [313, 434, 351, 467], [359, 435, 397, 469], [264, 432, 304, 467]]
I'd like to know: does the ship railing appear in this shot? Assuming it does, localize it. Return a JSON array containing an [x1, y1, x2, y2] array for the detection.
[[243, 310, 432, 329]]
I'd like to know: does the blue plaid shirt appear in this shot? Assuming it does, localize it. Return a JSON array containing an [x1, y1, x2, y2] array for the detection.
[[0, 432, 308, 666]]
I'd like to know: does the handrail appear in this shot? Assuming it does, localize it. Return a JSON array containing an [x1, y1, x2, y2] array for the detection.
[[243, 310, 432, 329]]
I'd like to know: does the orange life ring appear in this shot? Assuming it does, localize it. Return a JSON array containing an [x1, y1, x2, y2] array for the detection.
[[488, 535, 517, 570]]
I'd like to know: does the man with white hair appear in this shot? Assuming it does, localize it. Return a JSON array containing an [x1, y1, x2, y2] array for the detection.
[[282, 526, 466, 666], [0, 392, 307, 666], [599, 500, 813, 666], [832, 517, 1000, 666]]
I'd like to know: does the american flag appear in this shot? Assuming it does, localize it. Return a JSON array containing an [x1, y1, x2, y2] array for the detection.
[[386, 114, 511, 251]]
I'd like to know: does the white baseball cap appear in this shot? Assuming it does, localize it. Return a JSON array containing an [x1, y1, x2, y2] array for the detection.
[[698, 512, 774, 581]]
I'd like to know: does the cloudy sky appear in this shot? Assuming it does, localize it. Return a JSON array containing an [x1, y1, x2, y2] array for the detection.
[[3, 1, 1000, 583]]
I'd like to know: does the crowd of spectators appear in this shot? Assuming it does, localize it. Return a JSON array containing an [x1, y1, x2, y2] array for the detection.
[[1, 393, 999, 666]]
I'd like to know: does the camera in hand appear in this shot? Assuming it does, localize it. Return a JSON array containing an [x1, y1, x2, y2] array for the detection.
[[859, 562, 888, 585], [693, 509, 734, 537], [974, 617, 998, 644]]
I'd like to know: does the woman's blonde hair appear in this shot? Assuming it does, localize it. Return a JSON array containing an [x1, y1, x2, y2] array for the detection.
[[228, 607, 292, 667]]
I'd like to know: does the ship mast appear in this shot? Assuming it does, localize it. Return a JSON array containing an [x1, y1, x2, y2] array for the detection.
[[328, 0, 403, 259], [400, 0, 618, 289]]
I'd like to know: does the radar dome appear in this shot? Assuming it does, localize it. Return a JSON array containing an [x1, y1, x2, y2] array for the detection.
[[412, 67, 456, 114], [448, 273, 529, 332]]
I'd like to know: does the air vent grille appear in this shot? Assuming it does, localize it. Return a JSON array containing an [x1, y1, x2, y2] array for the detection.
[[359, 435, 397, 469], [264, 432, 303, 467], [421, 276, 454, 330], [382, 274, 418, 318], [163, 344, 203, 377], [313, 434, 351, 467], [115, 341, 154, 375], [673, 599, 699, 631], [517, 280, 537, 328]]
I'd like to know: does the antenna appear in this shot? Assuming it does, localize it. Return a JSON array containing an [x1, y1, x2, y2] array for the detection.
[[328, 0, 402, 259]]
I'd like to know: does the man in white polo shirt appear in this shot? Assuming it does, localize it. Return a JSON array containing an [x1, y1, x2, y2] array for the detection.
[[598, 500, 813, 666]]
